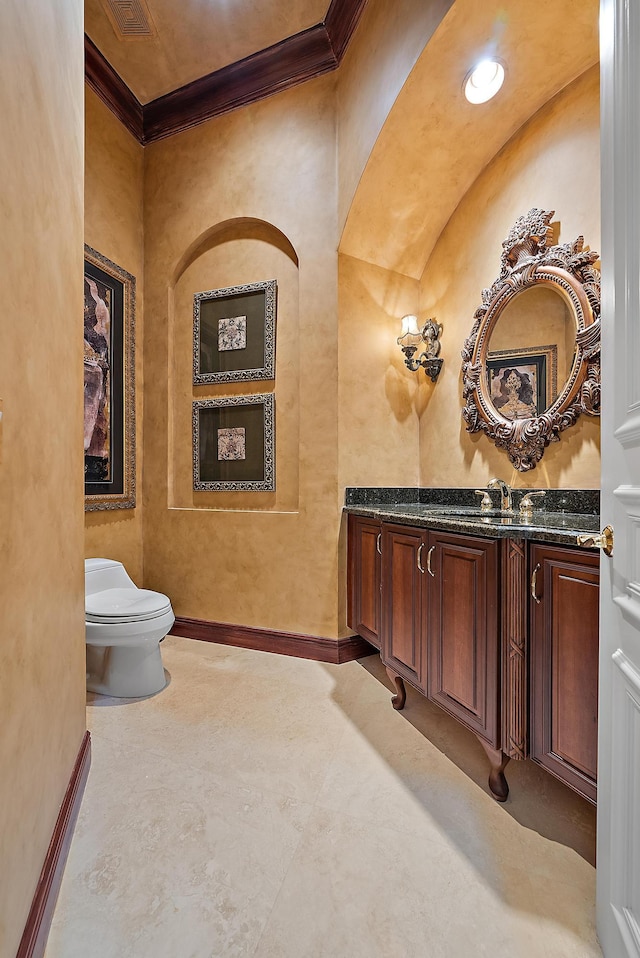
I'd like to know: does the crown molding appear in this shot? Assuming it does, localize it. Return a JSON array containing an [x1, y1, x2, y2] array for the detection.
[[84, 35, 144, 142], [144, 23, 335, 143], [84, 0, 368, 145], [325, 0, 368, 62]]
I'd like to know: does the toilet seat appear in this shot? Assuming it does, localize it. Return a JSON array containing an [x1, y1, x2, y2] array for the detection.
[[86, 588, 172, 624]]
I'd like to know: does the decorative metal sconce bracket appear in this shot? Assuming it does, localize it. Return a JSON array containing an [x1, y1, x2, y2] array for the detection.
[[401, 349, 443, 382], [398, 317, 444, 382]]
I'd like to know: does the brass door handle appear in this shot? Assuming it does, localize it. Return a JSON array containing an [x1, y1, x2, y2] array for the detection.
[[531, 563, 541, 604], [417, 543, 425, 574], [427, 545, 436, 578], [576, 525, 614, 556], [376, 532, 382, 555]]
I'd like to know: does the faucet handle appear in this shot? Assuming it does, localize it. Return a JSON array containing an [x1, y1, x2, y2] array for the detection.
[[519, 490, 546, 518], [474, 490, 494, 512]]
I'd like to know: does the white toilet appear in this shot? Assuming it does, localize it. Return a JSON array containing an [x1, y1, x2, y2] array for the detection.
[[85, 558, 175, 698]]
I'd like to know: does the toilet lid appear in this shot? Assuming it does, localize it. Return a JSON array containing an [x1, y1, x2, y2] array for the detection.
[[86, 588, 172, 623]]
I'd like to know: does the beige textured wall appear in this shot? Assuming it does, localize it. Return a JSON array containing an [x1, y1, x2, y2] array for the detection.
[[337, 254, 421, 492], [337, 0, 453, 233], [0, 2, 86, 955], [85, 89, 145, 582], [143, 77, 342, 637], [418, 67, 601, 489]]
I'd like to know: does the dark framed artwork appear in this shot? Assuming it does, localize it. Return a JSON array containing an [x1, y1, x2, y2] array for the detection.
[[84, 245, 136, 511], [486, 345, 558, 421], [193, 394, 275, 491], [193, 279, 277, 384]]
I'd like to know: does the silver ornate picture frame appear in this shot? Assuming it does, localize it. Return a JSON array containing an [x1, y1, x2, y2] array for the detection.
[[193, 394, 275, 491], [193, 279, 277, 384]]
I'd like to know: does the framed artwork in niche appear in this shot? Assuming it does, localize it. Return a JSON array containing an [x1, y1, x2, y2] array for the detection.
[[84, 245, 136, 511], [486, 345, 558, 421], [193, 394, 275, 491], [193, 279, 277, 384]]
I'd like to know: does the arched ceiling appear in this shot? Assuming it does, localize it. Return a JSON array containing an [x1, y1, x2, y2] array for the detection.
[[339, 0, 599, 279]]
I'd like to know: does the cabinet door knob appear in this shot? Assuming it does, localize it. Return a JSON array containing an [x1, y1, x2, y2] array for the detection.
[[576, 524, 614, 556], [376, 532, 382, 555], [531, 562, 541, 604], [417, 542, 425, 574], [427, 545, 436, 577]]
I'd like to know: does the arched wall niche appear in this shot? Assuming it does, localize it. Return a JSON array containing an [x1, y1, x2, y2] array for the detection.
[[417, 66, 601, 489], [172, 216, 299, 288], [337, 0, 599, 495], [168, 216, 300, 512]]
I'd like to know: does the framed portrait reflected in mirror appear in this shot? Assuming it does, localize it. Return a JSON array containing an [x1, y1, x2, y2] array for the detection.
[[486, 345, 558, 420], [84, 246, 136, 511], [193, 279, 276, 384], [193, 394, 275, 491]]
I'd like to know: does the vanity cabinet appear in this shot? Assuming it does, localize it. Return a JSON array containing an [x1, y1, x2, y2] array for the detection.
[[529, 543, 599, 804], [427, 532, 500, 748], [381, 524, 427, 690], [380, 526, 500, 747], [347, 515, 600, 805], [347, 515, 382, 650], [349, 519, 506, 794]]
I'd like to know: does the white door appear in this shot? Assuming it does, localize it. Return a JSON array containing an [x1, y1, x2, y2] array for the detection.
[[598, 1, 640, 955]]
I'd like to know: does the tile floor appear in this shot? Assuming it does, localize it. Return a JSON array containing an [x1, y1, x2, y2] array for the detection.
[[45, 635, 602, 958]]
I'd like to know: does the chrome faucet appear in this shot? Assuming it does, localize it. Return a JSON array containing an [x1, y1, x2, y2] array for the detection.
[[487, 477, 513, 512]]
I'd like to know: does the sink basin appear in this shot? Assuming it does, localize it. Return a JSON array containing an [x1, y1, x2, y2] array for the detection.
[[423, 507, 521, 521]]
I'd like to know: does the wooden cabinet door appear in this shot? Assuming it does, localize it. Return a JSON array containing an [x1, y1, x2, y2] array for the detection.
[[427, 532, 500, 747], [381, 523, 426, 690], [530, 544, 599, 804], [347, 514, 381, 649]]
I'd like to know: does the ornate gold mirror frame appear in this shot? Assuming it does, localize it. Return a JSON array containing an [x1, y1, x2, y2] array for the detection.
[[461, 208, 601, 471]]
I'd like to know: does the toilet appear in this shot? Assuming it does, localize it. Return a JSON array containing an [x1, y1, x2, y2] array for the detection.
[[85, 558, 175, 698]]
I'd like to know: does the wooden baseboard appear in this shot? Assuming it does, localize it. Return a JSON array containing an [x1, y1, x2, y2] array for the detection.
[[16, 731, 91, 958], [171, 616, 375, 664]]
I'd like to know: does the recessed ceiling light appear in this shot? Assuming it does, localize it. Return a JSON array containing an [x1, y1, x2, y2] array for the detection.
[[464, 58, 505, 104]]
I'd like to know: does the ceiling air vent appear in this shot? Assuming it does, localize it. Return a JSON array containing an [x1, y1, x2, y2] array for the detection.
[[100, 0, 158, 40]]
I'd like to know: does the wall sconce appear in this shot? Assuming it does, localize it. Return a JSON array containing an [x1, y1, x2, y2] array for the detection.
[[397, 315, 443, 382]]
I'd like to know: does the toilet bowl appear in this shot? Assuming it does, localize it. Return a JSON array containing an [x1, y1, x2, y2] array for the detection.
[[85, 558, 175, 698]]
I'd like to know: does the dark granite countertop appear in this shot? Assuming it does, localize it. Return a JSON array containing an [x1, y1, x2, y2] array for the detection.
[[344, 488, 600, 548]]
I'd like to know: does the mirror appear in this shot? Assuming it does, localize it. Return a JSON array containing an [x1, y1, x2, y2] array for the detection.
[[461, 209, 601, 471], [487, 286, 575, 419]]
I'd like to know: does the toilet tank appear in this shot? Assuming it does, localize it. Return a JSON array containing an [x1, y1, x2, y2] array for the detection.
[[85, 558, 137, 595]]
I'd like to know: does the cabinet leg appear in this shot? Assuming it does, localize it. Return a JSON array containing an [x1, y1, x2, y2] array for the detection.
[[385, 667, 406, 710], [477, 737, 510, 802]]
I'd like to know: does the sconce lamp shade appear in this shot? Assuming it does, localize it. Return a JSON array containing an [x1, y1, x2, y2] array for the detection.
[[398, 314, 424, 351], [401, 314, 420, 336]]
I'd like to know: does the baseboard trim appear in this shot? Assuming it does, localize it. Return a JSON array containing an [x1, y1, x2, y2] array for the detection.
[[16, 731, 91, 958], [171, 616, 375, 664]]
